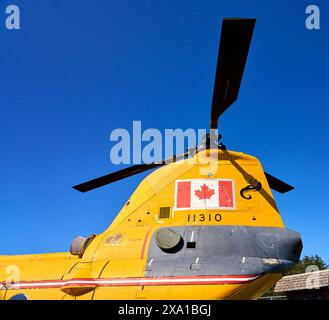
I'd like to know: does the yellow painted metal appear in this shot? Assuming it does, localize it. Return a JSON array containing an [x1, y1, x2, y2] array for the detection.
[[0, 149, 286, 300]]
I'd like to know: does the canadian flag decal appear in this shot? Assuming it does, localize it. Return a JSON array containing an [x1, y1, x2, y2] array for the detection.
[[175, 179, 235, 210]]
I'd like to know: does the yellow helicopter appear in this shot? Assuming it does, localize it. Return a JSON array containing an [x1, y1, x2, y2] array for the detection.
[[0, 18, 302, 300]]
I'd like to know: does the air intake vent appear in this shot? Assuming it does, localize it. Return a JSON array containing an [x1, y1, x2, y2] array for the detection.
[[159, 207, 170, 219]]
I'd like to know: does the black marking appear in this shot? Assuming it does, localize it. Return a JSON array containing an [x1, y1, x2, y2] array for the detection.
[[240, 181, 262, 200]]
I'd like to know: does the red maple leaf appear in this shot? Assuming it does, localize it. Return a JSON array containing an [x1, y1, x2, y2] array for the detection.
[[194, 184, 215, 200]]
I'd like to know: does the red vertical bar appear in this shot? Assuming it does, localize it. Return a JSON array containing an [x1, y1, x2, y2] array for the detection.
[[219, 180, 234, 208], [176, 181, 191, 208], [140, 228, 152, 259]]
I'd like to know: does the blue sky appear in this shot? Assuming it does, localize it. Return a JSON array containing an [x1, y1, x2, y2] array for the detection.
[[0, 1, 328, 264]]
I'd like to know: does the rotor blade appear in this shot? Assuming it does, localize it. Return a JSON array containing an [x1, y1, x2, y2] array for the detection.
[[265, 172, 294, 194], [210, 18, 256, 129], [73, 152, 190, 192]]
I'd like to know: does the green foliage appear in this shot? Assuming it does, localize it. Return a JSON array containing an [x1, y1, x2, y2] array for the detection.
[[286, 255, 327, 275]]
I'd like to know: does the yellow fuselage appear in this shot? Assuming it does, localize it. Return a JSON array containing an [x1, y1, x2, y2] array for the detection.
[[0, 149, 302, 300]]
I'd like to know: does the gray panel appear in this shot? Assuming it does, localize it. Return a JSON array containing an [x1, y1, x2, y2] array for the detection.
[[145, 226, 302, 277]]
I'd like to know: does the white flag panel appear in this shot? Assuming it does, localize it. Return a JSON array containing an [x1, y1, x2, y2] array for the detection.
[[175, 179, 235, 210]]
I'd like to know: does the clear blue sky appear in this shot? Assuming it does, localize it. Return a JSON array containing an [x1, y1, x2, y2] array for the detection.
[[0, 1, 328, 264]]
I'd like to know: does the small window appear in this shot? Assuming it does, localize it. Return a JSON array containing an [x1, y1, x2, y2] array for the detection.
[[186, 242, 196, 248], [159, 207, 170, 219], [9, 293, 28, 300]]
